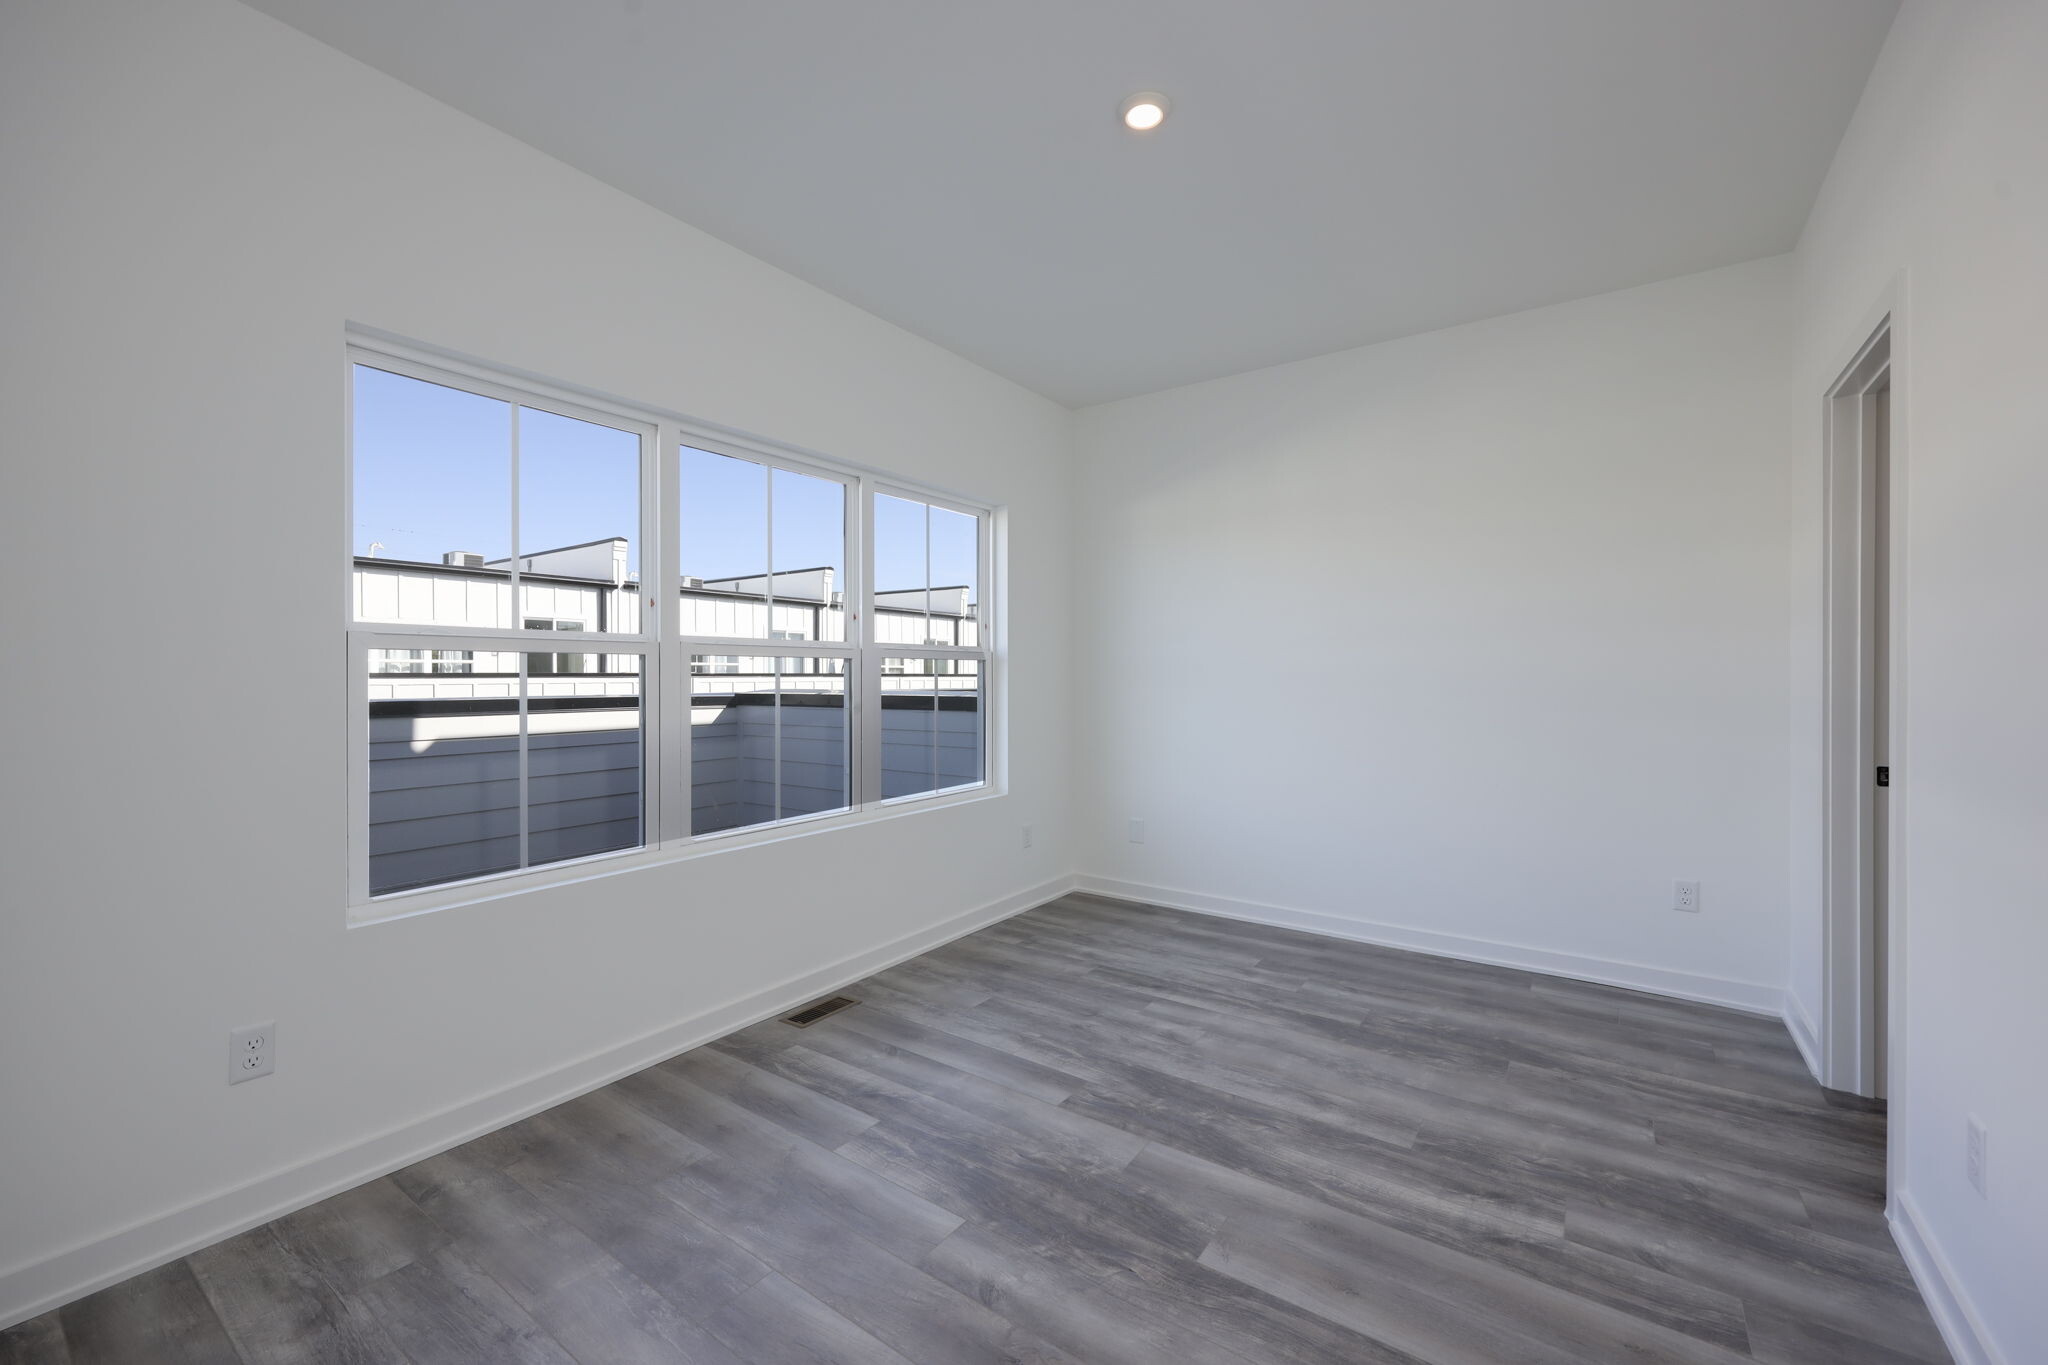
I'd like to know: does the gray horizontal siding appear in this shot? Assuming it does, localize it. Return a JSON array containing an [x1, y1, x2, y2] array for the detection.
[[691, 696, 850, 833], [880, 703, 983, 797], [368, 707, 641, 895], [368, 693, 981, 890]]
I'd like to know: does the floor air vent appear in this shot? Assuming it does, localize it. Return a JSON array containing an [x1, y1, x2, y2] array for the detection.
[[783, 995, 858, 1028]]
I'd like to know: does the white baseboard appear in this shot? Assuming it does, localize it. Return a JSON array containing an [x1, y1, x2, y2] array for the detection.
[[1783, 993, 1824, 1081], [0, 873, 1076, 1332], [1890, 1188, 2005, 1365], [1073, 874, 1784, 1016]]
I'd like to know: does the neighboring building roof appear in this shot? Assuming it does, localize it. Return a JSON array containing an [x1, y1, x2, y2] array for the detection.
[[353, 552, 972, 614], [480, 535, 628, 561]]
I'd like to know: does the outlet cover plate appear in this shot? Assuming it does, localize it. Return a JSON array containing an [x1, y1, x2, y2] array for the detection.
[[230, 1022, 275, 1084]]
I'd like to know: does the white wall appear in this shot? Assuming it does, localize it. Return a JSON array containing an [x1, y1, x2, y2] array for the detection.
[[1788, 3, 2048, 1357], [7, 0, 2042, 1352], [1074, 257, 1797, 1010], [0, 0, 1071, 1325]]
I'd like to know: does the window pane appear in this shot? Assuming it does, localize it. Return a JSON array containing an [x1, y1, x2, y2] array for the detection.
[[777, 657, 849, 818], [366, 658, 520, 895], [691, 654, 776, 834], [937, 657, 984, 790], [680, 447, 768, 639], [873, 494, 930, 645], [518, 407, 640, 635], [366, 648, 644, 896], [690, 653, 850, 833], [772, 468, 846, 644], [879, 656, 937, 798], [880, 656, 983, 798], [526, 653, 645, 866], [930, 507, 980, 648], [353, 365, 514, 629], [873, 496, 982, 650]]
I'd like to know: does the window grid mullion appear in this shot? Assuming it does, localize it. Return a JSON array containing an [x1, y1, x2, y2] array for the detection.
[[508, 403, 522, 632], [516, 650, 530, 873], [924, 500, 937, 794], [678, 638, 855, 657], [349, 621, 654, 646], [856, 476, 881, 807], [657, 425, 687, 846], [634, 420, 662, 853], [872, 644, 984, 659], [763, 458, 775, 650]]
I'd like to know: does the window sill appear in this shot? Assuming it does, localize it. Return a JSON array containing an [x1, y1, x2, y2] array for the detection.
[[347, 783, 1001, 928]]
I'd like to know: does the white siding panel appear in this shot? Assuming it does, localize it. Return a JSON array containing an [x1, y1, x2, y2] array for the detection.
[[396, 574, 434, 621], [431, 576, 467, 624], [465, 579, 498, 626], [359, 571, 399, 621]]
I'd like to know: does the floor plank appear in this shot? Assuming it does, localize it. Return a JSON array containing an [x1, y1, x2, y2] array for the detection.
[[352, 1244, 573, 1365], [0, 1312, 69, 1365], [187, 1215, 415, 1364], [15, 894, 1948, 1363], [58, 1260, 238, 1365], [700, 1273, 915, 1365]]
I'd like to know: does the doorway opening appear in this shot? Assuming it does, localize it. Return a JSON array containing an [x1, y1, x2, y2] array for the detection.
[[1821, 318, 1894, 1101]]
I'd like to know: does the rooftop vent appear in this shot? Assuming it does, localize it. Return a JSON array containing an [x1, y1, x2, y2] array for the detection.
[[443, 551, 485, 568]]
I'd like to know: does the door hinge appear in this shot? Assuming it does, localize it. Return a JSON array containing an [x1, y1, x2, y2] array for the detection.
[[1876, 766, 1890, 787]]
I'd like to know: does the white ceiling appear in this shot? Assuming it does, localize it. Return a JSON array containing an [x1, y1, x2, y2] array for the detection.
[[245, 0, 1899, 406]]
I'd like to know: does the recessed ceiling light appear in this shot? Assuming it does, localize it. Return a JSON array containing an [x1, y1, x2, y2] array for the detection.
[[1120, 91, 1170, 132]]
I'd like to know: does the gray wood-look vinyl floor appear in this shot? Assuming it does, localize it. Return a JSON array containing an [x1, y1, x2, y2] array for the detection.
[[2, 893, 1949, 1364]]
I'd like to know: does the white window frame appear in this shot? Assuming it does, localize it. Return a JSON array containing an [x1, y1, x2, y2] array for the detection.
[[344, 333, 1000, 924], [862, 481, 992, 806]]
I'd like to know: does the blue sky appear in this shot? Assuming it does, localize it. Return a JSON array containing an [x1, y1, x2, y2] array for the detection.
[[353, 364, 975, 597]]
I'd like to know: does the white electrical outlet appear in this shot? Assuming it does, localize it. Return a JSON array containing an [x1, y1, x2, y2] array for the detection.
[[1128, 818, 1146, 844], [1021, 823, 1034, 849], [1673, 880, 1700, 913], [230, 1022, 275, 1084], [1966, 1116, 1987, 1196]]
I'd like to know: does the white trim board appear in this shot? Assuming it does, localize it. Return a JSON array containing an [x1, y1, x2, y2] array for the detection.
[[1074, 875, 1784, 1016], [1891, 1189, 2008, 1365], [1784, 993, 1825, 1082], [0, 873, 1078, 1332]]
